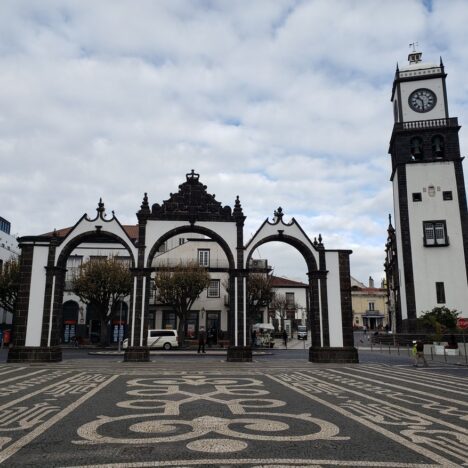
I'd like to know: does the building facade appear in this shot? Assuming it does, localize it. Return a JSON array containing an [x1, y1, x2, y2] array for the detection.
[[351, 277, 388, 331], [0, 216, 20, 329], [386, 50, 468, 332]]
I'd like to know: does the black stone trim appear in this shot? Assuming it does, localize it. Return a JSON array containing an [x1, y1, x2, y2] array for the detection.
[[397, 81, 403, 122], [7, 346, 62, 363], [309, 346, 358, 363], [396, 166, 417, 331], [442, 74, 449, 119], [40, 243, 58, 346], [124, 346, 150, 362], [9, 244, 34, 349], [308, 276, 321, 347], [454, 160, 468, 284], [318, 250, 330, 347], [227, 346, 252, 362], [338, 252, 354, 347]]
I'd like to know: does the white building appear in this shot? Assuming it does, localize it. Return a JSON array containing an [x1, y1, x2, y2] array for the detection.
[[386, 50, 468, 331], [0, 216, 20, 328]]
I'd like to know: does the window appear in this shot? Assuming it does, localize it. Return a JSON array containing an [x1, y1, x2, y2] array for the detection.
[[162, 311, 177, 330], [443, 191, 453, 201], [368, 302, 375, 311], [436, 282, 446, 304], [0, 259, 3, 273], [286, 292, 295, 308], [115, 256, 132, 268], [198, 249, 210, 267], [423, 221, 448, 246], [412, 192, 422, 202], [65, 256, 83, 285], [179, 238, 185, 245], [207, 280, 220, 298]]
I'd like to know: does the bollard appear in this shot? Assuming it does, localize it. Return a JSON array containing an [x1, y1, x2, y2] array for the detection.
[[430, 346, 434, 361], [464, 333, 468, 365], [397, 342, 400, 355], [388, 344, 391, 354]]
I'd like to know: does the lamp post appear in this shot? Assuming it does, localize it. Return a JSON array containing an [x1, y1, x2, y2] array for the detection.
[[118, 301, 123, 352]]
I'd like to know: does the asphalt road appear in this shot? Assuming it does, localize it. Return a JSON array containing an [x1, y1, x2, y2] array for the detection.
[[0, 348, 467, 467]]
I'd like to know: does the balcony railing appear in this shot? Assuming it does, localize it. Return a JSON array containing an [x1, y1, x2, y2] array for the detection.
[[394, 117, 458, 131], [153, 258, 230, 269]]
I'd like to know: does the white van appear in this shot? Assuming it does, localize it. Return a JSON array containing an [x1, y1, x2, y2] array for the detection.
[[122, 329, 179, 350], [297, 325, 308, 340]]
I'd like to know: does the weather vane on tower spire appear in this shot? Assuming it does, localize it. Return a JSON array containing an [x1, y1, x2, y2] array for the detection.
[[408, 42, 422, 64]]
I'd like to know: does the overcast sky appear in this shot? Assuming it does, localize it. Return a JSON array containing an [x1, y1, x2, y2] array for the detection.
[[1, 0, 468, 284]]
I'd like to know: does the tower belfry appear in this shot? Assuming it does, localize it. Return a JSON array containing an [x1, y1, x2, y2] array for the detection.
[[386, 51, 468, 332]]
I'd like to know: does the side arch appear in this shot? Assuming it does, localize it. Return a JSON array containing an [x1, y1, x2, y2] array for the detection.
[[146, 225, 236, 269], [245, 234, 318, 272], [56, 231, 137, 269]]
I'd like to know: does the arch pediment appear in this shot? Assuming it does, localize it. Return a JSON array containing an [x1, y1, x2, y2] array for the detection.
[[244, 208, 320, 271], [150, 170, 234, 222]]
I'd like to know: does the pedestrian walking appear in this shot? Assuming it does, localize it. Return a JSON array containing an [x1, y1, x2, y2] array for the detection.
[[282, 329, 288, 348], [198, 327, 207, 354], [251, 329, 257, 347], [412, 340, 428, 367]]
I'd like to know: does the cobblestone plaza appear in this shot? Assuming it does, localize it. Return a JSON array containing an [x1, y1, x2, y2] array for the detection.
[[0, 350, 467, 467]]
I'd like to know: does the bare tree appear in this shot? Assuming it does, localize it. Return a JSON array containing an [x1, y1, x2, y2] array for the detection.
[[270, 292, 298, 332], [72, 257, 132, 346], [0, 258, 20, 315], [246, 273, 273, 323], [155, 261, 211, 346]]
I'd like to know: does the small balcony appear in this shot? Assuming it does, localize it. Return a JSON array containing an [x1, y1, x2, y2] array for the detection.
[[393, 117, 458, 132]]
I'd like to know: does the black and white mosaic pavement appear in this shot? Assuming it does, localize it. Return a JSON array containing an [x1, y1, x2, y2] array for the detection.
[[0, 358, 467, 467]]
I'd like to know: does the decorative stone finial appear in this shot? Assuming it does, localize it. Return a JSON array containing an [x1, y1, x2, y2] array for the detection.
[[186, 169, 200, 183], [274, 207, 284, 221], [140, 192, 150, 213], [97, 198, 105, 214], [233, 195, 245, 221], [318, 233, 323, 245]]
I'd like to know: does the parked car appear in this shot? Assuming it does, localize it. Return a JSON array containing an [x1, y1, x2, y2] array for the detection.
[[297, 325, 308, 340], [122, 329, 179, 350]]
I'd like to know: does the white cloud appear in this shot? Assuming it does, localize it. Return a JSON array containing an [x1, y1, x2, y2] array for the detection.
[[0, 0, 467, 284]]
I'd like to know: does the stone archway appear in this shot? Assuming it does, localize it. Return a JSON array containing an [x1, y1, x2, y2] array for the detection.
[[245, 208, 357, 363], [8, 202, 138, 363]]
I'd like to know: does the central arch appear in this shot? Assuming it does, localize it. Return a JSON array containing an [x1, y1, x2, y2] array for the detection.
[[146, 225, 235, 269]]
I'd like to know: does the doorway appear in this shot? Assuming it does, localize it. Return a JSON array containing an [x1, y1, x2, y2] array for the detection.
[[206, 311, 221, 345]]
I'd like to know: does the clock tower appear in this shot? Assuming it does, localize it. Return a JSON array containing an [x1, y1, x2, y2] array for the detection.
[[388, 49, 468, 332]]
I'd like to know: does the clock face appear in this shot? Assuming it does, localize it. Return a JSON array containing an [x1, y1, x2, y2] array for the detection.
[[408, 88, 437, 113]]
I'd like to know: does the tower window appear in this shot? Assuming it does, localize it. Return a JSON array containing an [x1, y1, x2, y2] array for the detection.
[[423, 221, 449, 247], [410, 137, 424, 161], [412, 192, 422, 202], [432, 135, 445, 159], [436, 282, 446, 304], [443, 191, 453, 201]]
